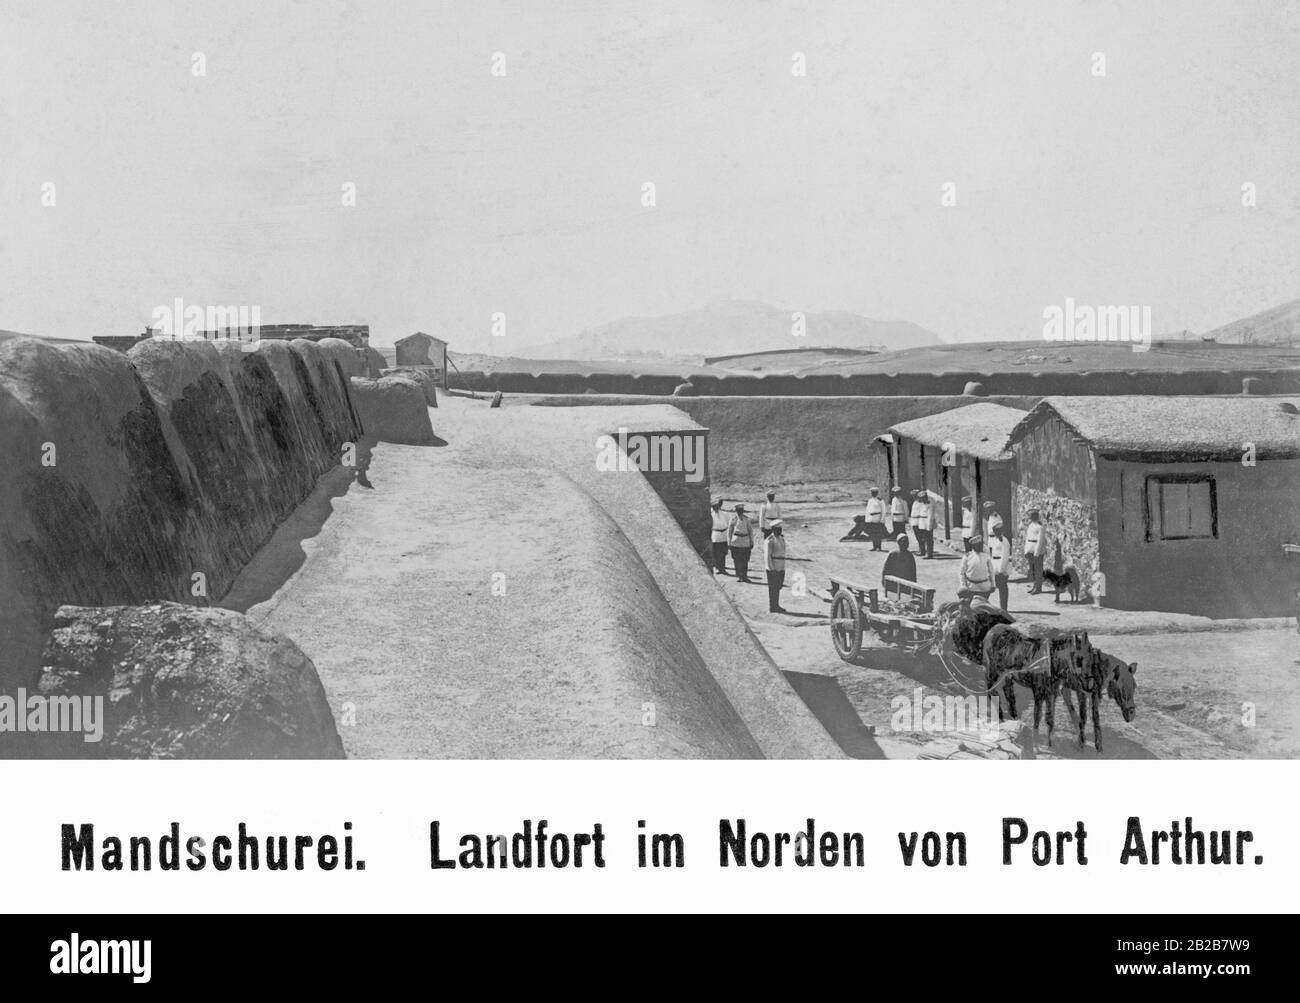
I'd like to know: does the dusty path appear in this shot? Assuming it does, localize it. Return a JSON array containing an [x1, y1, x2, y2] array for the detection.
[[222, 396, 840, 759]]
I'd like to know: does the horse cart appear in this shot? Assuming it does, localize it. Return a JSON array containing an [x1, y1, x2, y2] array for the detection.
[[828, 574, 938, 660]]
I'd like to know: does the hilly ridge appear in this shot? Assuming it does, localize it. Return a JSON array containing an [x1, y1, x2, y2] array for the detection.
[[515, 299, 944, 361], [1200, 298, 1300, 345]]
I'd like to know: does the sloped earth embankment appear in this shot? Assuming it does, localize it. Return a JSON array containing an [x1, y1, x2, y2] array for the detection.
[[236, 396, 841, 758]]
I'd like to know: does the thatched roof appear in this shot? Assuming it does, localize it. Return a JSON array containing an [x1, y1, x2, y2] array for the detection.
[[888, 403, 1028, 461], [1010, 396, 1300, 461]]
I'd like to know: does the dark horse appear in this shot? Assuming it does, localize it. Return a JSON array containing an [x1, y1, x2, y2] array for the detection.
[[1059, 649, 1138, 753], [940, 597, 1016, 663], [982, 624, 1093, 747]]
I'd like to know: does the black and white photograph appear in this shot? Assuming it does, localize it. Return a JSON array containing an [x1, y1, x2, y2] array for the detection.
[[1, 0, 1298, 955], [3, 0, 1298, 764]]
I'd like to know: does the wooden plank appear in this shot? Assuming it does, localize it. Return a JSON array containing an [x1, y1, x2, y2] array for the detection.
[[862, 612, 933, 632], [829, 574, 875, 594]]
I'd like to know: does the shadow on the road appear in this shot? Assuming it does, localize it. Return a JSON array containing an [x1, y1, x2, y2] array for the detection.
[[219, 437, 376, 614], [856, 644, 975, 690], [854, 644, 1159, 758], [783, 671, 885, 759], [1021, 719, 1158, 760]]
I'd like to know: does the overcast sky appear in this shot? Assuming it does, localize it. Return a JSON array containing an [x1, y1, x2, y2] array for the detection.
[[2, 0, 1297, 350]]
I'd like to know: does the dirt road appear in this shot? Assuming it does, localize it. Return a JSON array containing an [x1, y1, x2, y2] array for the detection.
[[714, 498, 1300, 759]]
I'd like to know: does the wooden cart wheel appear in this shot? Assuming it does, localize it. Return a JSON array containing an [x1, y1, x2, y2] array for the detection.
[[830, 590, 863, 662]]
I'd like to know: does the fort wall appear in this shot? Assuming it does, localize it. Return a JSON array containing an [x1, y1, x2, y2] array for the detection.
[[0, 336, 362, 689], [534, 394, 1040, 488], [456, 367, 1300, 398]]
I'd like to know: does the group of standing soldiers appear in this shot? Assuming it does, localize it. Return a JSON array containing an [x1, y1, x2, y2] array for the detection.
[[845, 486, 1051, 613], [847, 484, 943, 558], [710, 489, 789, 613], [707, 485, 1055, 618], [957, 506, 1047, 611]]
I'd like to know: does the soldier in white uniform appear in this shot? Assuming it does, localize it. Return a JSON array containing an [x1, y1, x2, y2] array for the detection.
[[910, 488, 941, 559], [763, 521, 787, 613], [960, 495, 976, 551], [864, 487, 886, 550], [1023, 508, 1044, 594], [983, 500, 1004, 540], [908, 490, 928, 558], [710, 498, 730, 575], [759, 489, 784, 539], [888, 486, 909, 539], [959, 535, 996, 601], [987, 523, 1012, 610]]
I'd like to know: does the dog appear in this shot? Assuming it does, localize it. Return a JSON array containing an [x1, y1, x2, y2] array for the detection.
[[1041, 566, 1081, 603]]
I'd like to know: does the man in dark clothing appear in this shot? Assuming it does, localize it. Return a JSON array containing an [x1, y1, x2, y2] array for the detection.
[[882, 534, 918, 588], [841, 514, 870, 541]]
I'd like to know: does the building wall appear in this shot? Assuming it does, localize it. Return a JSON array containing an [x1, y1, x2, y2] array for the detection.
[[608, 428, 711, 557], [536, 394, 1038, 488], [394, 338, 447, 387], [395, 336, 433, 367], [1100, 456, 1300, 617], [1010, 417, 1101, 590], [976, 460, 1015, 541], [1015, 415, 1096, 496]]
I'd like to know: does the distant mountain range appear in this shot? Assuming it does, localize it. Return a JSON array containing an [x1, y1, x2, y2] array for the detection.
[[515, 300, 944, 361], [7, 293, 1298, 357], [1198, 297, 1300, 345]]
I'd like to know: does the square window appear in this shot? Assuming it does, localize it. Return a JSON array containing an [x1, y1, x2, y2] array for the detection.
[[1146, 475, 1216, 540]]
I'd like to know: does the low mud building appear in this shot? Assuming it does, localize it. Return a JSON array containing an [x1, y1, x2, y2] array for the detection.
[[394, 331, 448, 387], [883, 402, 1028, 544], [1006, 396, 1300, 617]]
